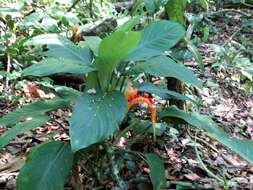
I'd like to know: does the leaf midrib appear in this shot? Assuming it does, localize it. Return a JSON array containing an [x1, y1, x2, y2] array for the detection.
[[63, 45, 89, 64], [135, 26, 179, 50], [37, 143, 66, 190]]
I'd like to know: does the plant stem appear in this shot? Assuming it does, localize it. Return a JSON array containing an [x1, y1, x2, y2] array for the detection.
[[70, 164, 83, 190], [114, 119, 139, 142], [6, 53, 11, 91], [120, 76, 127, 92], [107, 146, 127, 190], [152, 122, 156, 142], [194, 131, 225, 185]]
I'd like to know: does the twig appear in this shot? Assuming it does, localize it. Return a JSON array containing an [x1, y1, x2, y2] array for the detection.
[[67, 0, 82, 12], [223, 27, 243, 47], [186, 128, 219, 153], [69, 164, 83, 190], [241, 2, 253, 8]]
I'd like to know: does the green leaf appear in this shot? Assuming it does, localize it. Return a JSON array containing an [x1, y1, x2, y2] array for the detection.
[[170, 48, 192, 61], [138, 82, 196, 103], [97, 31, 141, 90], [41, 45, 92, 65], [25, 34, 74, 46], [165, 0, 187, 26], [130, 56, 202, 89], [144, 0, 156, 13], [25, 34, 93, 66], [0, 97, 70, 126], [208, 44, 225, 55], [19, 12, 44, 30], [128, 20, 185, 61], [116, 16, 140, 32], [79, 36, 102, 56], [187, 40, 204, 72], [160, 106, 253, 165], [200, 0, 208, 9], [17, 141, 73, 190], [0, 115, 49, 148], [203, 26, 209, 42], [98, 31, 141, 66], [0, 7, 22, 18], [131, 119, 167, 137], [85, 71, 100, 91], [54, 86, 81, 100], [41, 17, 58, 32], [70, 91, 126, 152], [23, 58, 95, 76], [145, 153, 166, 190]]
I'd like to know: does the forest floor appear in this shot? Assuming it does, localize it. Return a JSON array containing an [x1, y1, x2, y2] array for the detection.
[[0, 9, 253, 190]]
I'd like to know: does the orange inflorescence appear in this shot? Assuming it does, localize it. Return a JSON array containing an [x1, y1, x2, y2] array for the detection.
[[71, 24, 81, 43], [124, 84, 138, 103], [125, 83, 157, 140], [127, 96, 153, 111]]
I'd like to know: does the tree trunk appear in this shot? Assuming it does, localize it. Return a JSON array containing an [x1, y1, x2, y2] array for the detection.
[[165, 0, 187, 109], [166, 77, 185, 109]]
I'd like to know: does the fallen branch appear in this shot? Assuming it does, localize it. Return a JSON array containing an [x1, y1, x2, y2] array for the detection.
[[206, 9, 252, 18], [114, 0, 134, 11], [80, 18, 117, 36]]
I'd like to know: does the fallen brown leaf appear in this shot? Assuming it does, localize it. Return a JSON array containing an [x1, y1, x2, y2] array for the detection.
[[22, 82, 45, 99], [184, 173, 201, 181]]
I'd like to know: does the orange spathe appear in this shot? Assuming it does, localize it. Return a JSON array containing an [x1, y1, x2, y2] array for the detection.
[[124, 83, 157, 124]]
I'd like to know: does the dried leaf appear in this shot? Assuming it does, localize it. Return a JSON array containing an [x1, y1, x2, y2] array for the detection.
[[22, 82, 45, 99]]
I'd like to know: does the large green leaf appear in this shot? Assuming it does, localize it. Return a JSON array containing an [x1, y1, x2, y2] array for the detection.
[[160, 106, 253, 165], [25, 34, 74, 46], [127, 20, 185, 61], [138, 82, 196, 103], [40, 45, 92, 65], [130, 56, 202, 89], [85, 71, 100, 91], [23, 57, 95, 76], [25, 34, 93, 65], [17, 141, 73, 190], [54, 86, 81, 100], [70, 91, 126, 152], [79, 36, 102, 56], [145, 153, 166, 190], [0, 97, 70, 126], [97, 31, 141, 90], [0, 115, 49, 148], [98, 31, 141, 67]]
